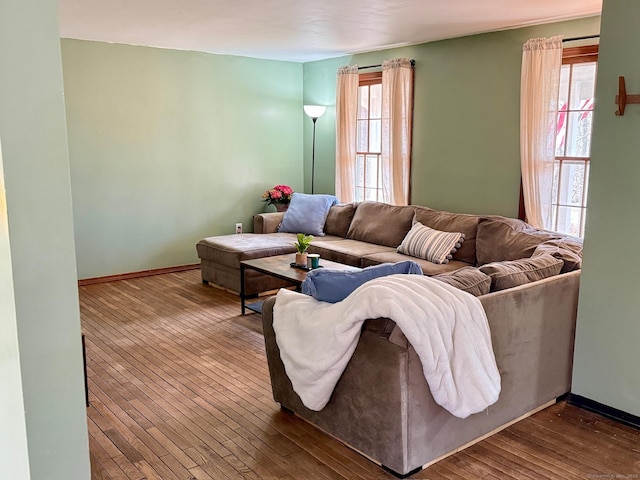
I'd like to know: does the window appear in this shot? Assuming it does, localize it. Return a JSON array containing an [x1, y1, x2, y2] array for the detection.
[[552, 45, 598, 237], [335, 58, 414, 205], [356, 73, 383, 202]]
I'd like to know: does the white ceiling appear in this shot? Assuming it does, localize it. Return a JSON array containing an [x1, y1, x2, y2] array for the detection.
[[58, 0, 602, 63]]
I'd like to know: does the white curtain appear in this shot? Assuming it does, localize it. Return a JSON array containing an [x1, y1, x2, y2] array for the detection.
[[381, 58, 414, 206], [520, 36, 563, 229], [335, 65, 359, 202]]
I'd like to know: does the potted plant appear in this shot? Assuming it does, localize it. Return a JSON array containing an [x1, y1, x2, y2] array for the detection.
[[294, 233, 313, 266], [262, 184, 294, 212]]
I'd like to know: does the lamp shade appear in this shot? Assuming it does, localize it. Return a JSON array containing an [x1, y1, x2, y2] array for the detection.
[[303, 105, 327, 119]]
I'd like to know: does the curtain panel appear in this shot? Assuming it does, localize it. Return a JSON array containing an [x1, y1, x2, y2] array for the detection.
[[335, 65, 359, 203], [520, 36, 563, 229], [381, 58, 414, 206]]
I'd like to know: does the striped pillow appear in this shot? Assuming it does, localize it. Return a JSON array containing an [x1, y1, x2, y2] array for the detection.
[[397, 222, 465, 264]]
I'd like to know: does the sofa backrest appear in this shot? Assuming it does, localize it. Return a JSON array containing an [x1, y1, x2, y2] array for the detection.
[[322, 202, 582, 275], [346, 202, 415, 247], [324, 203, 358, 237], [475, 216, 583, 272]]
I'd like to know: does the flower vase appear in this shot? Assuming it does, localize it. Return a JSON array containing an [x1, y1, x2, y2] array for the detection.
[[295, 253, 308, 266], [275, 204, 289, 213]]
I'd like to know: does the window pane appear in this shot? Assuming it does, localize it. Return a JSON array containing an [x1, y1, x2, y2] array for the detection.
[[357, 120, 369, 152], [570, 63, 596, 110], [565, 111, 593, 157], [365, 155, 378, 188], [370, 83, 382, 119], [556, 206, 583, 238], [358, 86, 369, 120], [369, 119, 381, 153], [557, 160, 585, 207], [355, 154, 365, 187], [365, 188, 378, 201], [584, 162, 590, 207], [558, 65, 570, 111], [555, 110, 567, 156], [355, 187, 364, 202]]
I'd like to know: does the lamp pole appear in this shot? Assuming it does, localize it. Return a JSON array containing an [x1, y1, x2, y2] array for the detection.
[[311, 117, 318, 194], [303, 105, 326, 194]]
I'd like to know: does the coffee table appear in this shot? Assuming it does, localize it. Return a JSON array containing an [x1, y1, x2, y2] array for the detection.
[[239, 253, 360, 314]]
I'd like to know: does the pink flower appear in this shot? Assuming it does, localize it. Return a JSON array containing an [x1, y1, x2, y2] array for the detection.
[[275, 185, 293, 196], [262, 184, 294, 206]]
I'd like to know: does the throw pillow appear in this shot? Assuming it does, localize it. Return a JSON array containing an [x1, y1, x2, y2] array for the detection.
[[301, 260, 423, 303], [278, 193, 338, 236], [397, 222, 465, 264], [432, 267, 492, 297], [479, 254, 563, 292]]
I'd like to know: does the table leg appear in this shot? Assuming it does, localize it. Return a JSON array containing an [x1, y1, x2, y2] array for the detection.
[[240, 263, 246, 315]]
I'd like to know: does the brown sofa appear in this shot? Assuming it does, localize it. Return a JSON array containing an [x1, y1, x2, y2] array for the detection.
[[196, 201, 581, 294], [262, 270, 580, 476], [196, 201, 583, 476], [199, 202, 499, 293]]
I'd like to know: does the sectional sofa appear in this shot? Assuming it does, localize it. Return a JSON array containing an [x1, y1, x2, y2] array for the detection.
[[196, 201, 582, 296], [196, 201, 584, 476]]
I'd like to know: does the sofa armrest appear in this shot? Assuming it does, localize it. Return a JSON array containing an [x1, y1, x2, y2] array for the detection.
[[253, 212, 285, 234]]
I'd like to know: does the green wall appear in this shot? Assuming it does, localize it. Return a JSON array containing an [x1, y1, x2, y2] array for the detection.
[[61, 40, 303, 279], [303, 16, 601, 215], [572, 0, 640, 416], [0, 143, 30, 480], [0, 0, 91, 478]]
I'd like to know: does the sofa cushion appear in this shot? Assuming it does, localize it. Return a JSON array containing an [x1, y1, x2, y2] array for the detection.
[[278, 193, 338, 236], [479, 254, 563, 292], [301, 261, 423, 303], [532, 238, 583, 273], [413, 206, 482, 265], [346, 202, 415, 247], [360, 251, 470, 276], [324, 203, 358, 237], [397, 222, 464, 264], [432, 267, 492, 297], [475, 217, 581, 266], [309, 239, 396, 267], [196, 233, 298, 269]]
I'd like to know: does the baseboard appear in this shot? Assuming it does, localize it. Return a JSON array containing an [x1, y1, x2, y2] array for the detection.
[[567, 393, 640, 430], [78, 264, 200, 286]]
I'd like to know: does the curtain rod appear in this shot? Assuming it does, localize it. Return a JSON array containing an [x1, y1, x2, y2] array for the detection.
[[562, 34, 599, 43], [358, 59, 415, 70]]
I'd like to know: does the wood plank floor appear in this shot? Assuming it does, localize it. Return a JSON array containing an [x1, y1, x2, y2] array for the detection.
[[81, 269, 640, 479]]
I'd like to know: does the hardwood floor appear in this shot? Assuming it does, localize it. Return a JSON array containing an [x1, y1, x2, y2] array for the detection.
[[81, 269, 640, 479]]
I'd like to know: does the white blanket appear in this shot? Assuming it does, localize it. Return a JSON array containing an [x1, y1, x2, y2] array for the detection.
[[273, 274, 501, 418]]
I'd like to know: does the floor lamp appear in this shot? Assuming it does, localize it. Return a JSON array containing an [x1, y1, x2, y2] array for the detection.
[[303, 105, 326, 194]]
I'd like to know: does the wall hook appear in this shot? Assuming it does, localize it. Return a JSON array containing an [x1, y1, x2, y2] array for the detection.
[[615, 76, 640, 116]]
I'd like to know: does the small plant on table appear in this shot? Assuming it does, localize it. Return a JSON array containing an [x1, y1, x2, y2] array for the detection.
[[294, 233, 314, 266]]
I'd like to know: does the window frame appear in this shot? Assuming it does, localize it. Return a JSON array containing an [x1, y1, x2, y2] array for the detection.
[[550, 44, 598, 237], [355, 72, 383, 202]]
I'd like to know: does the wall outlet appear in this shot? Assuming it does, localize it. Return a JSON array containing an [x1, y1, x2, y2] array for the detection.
[[235, 223, 243, 234]]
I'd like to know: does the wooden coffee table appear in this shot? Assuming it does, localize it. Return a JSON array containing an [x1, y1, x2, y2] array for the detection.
[[239, 253, 360, 314]]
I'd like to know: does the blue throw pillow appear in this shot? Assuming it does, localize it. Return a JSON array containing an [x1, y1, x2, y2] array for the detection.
[[278, 193, 338, 236], [301, 261, 423, 303]]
